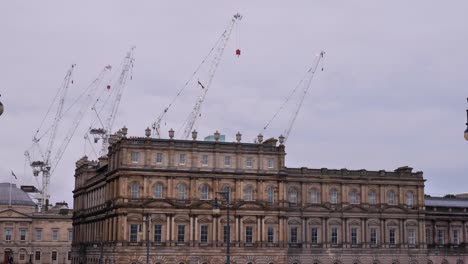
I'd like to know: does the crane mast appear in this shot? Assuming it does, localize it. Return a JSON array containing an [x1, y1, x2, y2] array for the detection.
[[151, 13, 242, 139]]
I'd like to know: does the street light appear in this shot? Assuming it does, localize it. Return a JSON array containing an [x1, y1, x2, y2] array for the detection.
[[464, 98, 468, 141], [213, 191, 231, 264], [143, 214, 150, 264]]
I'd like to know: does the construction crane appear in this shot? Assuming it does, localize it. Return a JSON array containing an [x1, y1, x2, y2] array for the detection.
[[151, 13, 242, 138], [89, 47, 135, 156], [262, 51, 325, 143]]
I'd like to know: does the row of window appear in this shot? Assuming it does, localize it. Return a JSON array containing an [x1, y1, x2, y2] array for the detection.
[[129, 182, 415, 207], [29, 250, 72, 262], [130, 152, 276, 169], [3, 228, 72, 242], [426, 228, 463, 245]]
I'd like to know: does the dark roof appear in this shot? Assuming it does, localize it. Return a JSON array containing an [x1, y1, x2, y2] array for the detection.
[[0, 183, 36, 206], [425, 197, 468, 208]]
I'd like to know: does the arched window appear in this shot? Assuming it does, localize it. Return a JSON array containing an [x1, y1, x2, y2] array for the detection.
[[153, 183, 163, 199], [130, 183, 139, 199], [244, 186, 254, 201], [368, 191, 376, 205], [330, 189, 338, 204], [178, 184, 186, 200], [267, 187, 274, 203], [388, 191, 396, 205], [349, 190, 359, 204], [200, 185, 209, 200], [310, 189, 318, 203], [406, 192, 414, 207], [289, 189, 298, 204]]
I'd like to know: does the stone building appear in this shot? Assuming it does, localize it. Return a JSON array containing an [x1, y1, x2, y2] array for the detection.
[[71, 130, 468, 264], [0, 183, 73, 264]]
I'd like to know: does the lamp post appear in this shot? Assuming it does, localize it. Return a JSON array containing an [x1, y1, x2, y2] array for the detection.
[[143, 214, 150, 264], [213, 191, 230, 264], [464, 98, 468, 141]]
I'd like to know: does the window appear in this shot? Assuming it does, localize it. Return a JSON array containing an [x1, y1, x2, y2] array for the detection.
[[201, 155, 208, 166], [224, 156, 231, 167], [155, 153, 163, 164], [310, 189, 318, 203], [350, 190, 359, 204], [35, 229, 42, 241], [267, 226, 274, 243], [368, 191, 376, 205], [438, 229, 445, 244], [154, 224, 162, 243], [201, 185, 209, 200], [200, 225, 208, 243], [425, 228, 431, 244], [244, 186, 254, 201], [20, 253, 25, 261], [68, 251, 71, 261], [223, 186, 231, 201], [351, 227, 358, 245], [311, 227, 318, 244], [130, 224, 138, 242], [389, 228, 396, 245], [178, 184, 186, 200], [330, 189, 338, 204], [406, 192, 414, 207], [154, 183, 163, 199], [223, 225, 230, 243], [245, 226, 253, 243], [289, 189, 298, 205], [267, 158, 274, 169], [5, 228, 11, 241], [20, 229, 26, 241], [68, 230, 73, 241], [52, 229, 58, 241], [267, 187, 274, 203], [246, 157, 253, 168], [35, 251, 41, 261], [131, 152, 140, 163], [179, 154, 186, 165], [370, 228, 377, 245], [51, 251, 57, 261], [388, 191, 396, 205], [408, 228, 415, 245], [177, 225, 185, 243], [130, 183, 139, 199], [331, 226, 338, 244], [453, 229, 459, 244], [290, 227, 298, 243]]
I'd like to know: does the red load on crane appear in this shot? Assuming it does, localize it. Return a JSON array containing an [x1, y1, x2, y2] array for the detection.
[[236, 49, 241, 56], [107, 85, 111, 90]]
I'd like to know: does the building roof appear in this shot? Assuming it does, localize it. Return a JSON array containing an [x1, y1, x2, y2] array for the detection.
[[0, 183, 36, 206], [425, 197, 468, 208]]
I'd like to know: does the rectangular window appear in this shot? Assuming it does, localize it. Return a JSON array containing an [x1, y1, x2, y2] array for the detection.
[[35, 251, 41, 261], [130, 224, 138, 242], [267, 158, 274, 169], [224, 156, 231, 167], [156, 153, 163, 164], [453, 230, 459, 244], [154, 224, 162, 243], [35, 229, 42, 241], [177, 225, 185, 243], [5, 228, 12, 241], [351, 227, 358, 245], [425, 228, 431, 244], [389, 228, 396, 245], [438, 229, 445, 244], [223, 225, 229, 243], [201, 155, 208, 166], [67, 251, 71, 261], [290, 227, 298, 243], [408, 228, 415, 245], [68, 230, 73, 241], [267, 226, 274, 243], [20, 229, 26, 241], [370, 228, 377, 245], [52, 229, 58, 241], [179, 154, 186, 165], [20, 254, 25, 261], [131, 152, 140, 163], [51, 251, 57, 261], [200, 225, 208, 243], [246, 157, 253, 168], [331, 227, 338, 244], [245, 226, 253, 243], [310, 191, 318, 203], [311, 227, 318, 244]]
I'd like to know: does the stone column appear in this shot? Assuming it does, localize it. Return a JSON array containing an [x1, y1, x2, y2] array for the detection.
[[189, 216, 193, 246]]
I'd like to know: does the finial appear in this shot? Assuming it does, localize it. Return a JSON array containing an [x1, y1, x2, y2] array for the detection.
[[192, 130, 198, 140], [236, 132, 242, 143], [169, 128, 175, 139], [214, 131, 220, 141], [279, 134, 285, 145], [257, 133, 263, 143], [145, 127, 151, 138]]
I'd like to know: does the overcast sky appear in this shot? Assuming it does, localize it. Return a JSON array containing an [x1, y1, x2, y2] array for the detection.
[[1, 1, 467, 206]]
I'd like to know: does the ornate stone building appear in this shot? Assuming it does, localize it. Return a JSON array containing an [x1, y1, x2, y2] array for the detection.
[[71, 130, 468, 264], [0, 183, 73, 264]]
